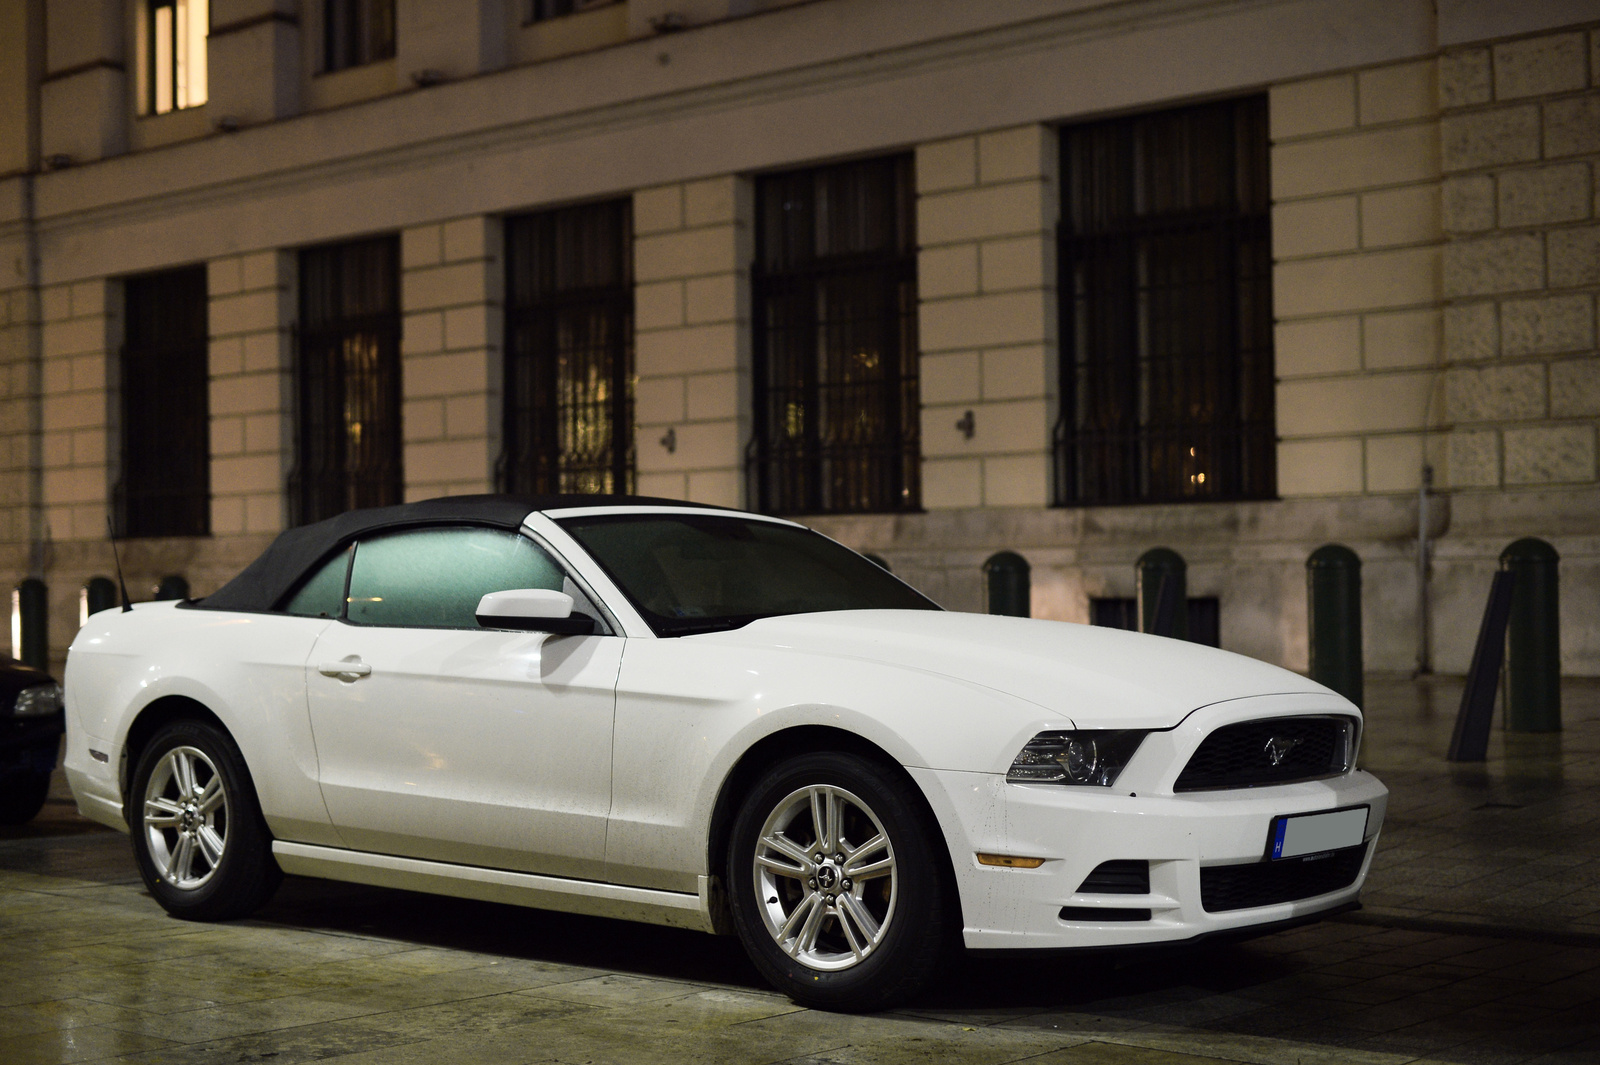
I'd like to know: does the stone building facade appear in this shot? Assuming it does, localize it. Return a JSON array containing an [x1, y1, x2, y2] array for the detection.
[[1, 0, 1596, 679]]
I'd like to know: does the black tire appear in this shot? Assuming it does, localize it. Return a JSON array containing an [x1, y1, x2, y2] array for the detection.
[[0, 770, 51, 825], [128, 720, 282, 920], [727, 751, 952, 1012]]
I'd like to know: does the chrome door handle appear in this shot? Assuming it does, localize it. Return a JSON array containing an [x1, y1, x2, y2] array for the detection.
[[318, 660, 371, 679]]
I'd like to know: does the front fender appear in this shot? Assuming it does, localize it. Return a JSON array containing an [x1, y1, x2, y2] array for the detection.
[[603, 636, 1068, 893]]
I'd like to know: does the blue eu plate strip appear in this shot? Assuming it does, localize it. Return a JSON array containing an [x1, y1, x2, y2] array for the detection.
[[1271, 819, 1288, 860]]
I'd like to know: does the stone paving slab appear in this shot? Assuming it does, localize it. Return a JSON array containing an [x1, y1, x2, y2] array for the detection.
[[3, 678, 1600, 1064]]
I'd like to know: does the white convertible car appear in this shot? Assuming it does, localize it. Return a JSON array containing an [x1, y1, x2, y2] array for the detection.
[[65, 496, 1386, 1010]]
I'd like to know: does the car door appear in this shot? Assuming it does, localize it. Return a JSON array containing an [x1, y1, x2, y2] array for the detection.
[[303, 525, 620, 881]]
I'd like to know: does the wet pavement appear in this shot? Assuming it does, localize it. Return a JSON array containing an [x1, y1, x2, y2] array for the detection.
[[2, 677, 1598, 1064]]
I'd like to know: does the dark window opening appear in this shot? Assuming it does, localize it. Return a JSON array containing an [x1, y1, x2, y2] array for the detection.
[[1055, 96, 1275, 507], [324, 0, 395, 72], [116, 265, 211, 538], [1090, 595, 1220, 647], [292, 236, 402, 526], [529, 0, 619, 22], [502, 199, 635, 496], [749, 154, 920, 516]]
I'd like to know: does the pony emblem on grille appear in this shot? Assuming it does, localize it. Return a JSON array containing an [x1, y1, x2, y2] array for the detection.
[[1264, 735, 1302, 766]]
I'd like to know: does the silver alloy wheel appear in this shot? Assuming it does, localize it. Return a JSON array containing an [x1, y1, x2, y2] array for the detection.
[[752, 784, 897, 971], [141, 744, 229, 890]]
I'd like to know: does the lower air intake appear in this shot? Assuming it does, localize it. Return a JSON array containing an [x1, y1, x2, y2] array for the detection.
[[1200, 842, 1368, 913]]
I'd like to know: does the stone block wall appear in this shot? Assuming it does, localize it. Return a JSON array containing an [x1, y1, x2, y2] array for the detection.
[[400, 218, 499, 501], [915, 126, 1057, 510], [0, 238, 36, 550], [631, 177, 750, 508], [208, 251, 292, 537], [1439, 27, 1600, 492], [38, 278, 113, 544], [1270, 58, 1444, 499]]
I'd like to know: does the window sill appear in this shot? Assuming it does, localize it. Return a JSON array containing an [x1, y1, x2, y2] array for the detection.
[[130, 104, 211, 152]]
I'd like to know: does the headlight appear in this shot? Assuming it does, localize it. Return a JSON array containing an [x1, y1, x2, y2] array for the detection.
[[13, 682, 63, 717], [1007, 730, 1148, 786]]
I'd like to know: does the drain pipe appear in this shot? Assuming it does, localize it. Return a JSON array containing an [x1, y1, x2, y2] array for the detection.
[[1416, 464, 1433, 676]]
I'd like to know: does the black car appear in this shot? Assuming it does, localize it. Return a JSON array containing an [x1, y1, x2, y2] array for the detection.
[[0, 658, 64, 824]]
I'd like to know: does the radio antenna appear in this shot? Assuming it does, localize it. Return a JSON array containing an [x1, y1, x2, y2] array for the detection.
[[107, 517, 132, 612]]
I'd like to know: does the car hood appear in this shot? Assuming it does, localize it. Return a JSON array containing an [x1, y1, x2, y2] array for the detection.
[[695, 610, 1339, 730]]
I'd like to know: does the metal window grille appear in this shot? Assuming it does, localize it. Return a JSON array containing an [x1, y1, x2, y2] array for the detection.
[[115, 266, 210, 538], [501, 199, 635, 496], [1054, 96, 1275, 507], [292, 236, 402, 525], [324, 0, 395, 72], [749, 155, 920, 515]]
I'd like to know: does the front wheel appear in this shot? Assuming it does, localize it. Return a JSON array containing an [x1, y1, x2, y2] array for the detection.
[[727, 752, 953, 1011], [129, 720, 281, 920]]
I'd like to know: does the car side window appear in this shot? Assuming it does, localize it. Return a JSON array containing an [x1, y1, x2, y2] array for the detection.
[[281, 546, 352, 618], [344, 527, 574, 629]]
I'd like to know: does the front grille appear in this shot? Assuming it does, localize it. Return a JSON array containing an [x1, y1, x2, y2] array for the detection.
[[1077, 860, 1150, 894], [1175, 715, 1354, 792], [1200, 843, 1368, 912]]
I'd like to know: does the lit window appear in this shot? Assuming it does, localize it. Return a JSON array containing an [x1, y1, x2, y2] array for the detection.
[[1054, 96, 1276, 507], [293, 237, 402, 525], [502, 200, 635, 496], [147, 0, 208, 115], [750, 155, 921, 516]]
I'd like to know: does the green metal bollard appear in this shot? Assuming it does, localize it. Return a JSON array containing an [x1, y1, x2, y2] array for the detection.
[[13, 579, 47, 671], [1500, 537, 1560, 732], [1306, 544, 1363, 709], [1137, 548, 1187, 640], [83, 576, 118, 621], [155, 575, 190, 602], [984, 551, 1030, 617]]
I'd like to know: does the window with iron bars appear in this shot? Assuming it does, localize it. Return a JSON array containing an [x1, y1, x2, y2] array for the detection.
[[324, 0, 395, 72], [749, 155, 920, 515], [1054, 96, 1275, 507], [115, 265, 210, 538], [501, 199, 635, 496], [292, 236, 402, 525]]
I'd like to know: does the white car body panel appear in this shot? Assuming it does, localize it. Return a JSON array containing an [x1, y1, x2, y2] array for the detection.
[[303, 623, 621, 880], [64, 603, 339, 845]]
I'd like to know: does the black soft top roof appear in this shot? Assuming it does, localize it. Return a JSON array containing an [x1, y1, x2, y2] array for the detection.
[[193, 493, 729, 613]]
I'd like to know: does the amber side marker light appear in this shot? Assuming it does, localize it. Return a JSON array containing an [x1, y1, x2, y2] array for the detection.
[[976, 853, 1046, 869]]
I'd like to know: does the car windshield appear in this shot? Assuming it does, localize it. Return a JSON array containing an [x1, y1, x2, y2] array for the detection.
[[557, 513, 939, 636]]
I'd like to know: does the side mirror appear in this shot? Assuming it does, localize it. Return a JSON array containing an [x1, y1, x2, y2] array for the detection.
[[475, 589, 598, 635]]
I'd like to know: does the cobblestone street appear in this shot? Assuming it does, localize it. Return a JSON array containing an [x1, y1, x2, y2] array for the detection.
[[2, 678, 1598, 1065]]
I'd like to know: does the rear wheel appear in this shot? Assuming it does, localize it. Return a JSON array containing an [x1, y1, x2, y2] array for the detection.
[[129, 720, 281, 920], [727, 752, 952, 1011], [0, 769, 51, 825]]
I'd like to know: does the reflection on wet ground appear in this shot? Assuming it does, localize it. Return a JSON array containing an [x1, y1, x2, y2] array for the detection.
[[2, 678, 1598, 1064]]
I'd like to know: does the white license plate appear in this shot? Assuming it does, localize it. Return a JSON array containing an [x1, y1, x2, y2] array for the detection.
[[1268, 806, 1369, 860]]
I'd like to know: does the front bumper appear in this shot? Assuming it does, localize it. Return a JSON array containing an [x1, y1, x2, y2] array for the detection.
[[2, 713, 64, 774], [911, 695, 1389, 952]]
